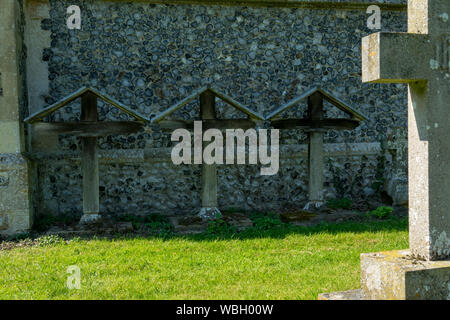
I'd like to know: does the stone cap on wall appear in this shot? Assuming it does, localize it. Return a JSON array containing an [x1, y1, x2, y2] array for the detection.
[[115, 0, 406, 10]]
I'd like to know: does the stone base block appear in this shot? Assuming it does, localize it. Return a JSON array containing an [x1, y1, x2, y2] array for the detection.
[[79, 213, 102, 225], [198, 207, 221, 220], [319, 250, 450, 300]]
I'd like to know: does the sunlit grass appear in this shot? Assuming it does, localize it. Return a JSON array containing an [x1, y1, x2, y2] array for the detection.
[[0, 218, 408, 300]]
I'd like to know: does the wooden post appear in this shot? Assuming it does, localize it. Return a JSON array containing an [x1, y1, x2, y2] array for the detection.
[[79, 92, 101, 224], [306, 92, 325, 209], [199, 90, 220, 219]]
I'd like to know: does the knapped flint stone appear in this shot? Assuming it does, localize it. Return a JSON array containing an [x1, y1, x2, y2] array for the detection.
[[115, 222, 134, 233], [198, 207, 221, 220], [178, 215, 203, 226], [0, 173, 9, 187], [222, 212, 253, 230], [79, 213, 102, 226], [0, 214, 8, 231]]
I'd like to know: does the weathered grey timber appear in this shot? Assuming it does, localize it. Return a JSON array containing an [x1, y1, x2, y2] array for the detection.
[[24, 87, 149, 224], [152, 86, 264, 219], [268, 87, 367, 209], [200, 91, 219, 219], [30, 122, 144, 137]]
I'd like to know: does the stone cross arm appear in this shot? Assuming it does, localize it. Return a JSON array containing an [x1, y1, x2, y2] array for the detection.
[[30, 121, 144, 137], [271, 118, 360, 130], [362, 32, 434, 83], [321, 0, 450, 299], [362, 0, 449, 84]]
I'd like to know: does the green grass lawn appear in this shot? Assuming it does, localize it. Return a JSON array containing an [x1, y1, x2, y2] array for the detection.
[[0, 217, 408, 300]]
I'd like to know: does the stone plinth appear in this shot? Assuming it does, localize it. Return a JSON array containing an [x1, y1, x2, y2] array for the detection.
[[320, 250, 450, 300], [361, 250, 450, 300]]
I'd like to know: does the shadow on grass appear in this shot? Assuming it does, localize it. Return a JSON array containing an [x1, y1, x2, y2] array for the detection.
[[121, 216, 408, 242], [9, 214, 407, 246]]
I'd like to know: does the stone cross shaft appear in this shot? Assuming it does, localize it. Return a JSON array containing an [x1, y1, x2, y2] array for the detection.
[[362, 0, 450, 260]]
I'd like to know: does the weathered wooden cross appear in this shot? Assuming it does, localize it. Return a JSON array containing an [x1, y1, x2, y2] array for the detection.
[[267, 87, 366, 209], [24, 87, 149, 224], [362, 0, 449, 261], [152, 86, 264, 220]]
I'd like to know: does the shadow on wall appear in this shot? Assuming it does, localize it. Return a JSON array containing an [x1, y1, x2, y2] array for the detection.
[[74, 216, 408, 242]]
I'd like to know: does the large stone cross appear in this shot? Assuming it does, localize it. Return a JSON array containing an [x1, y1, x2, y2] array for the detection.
[[363, 0, 449, 261]]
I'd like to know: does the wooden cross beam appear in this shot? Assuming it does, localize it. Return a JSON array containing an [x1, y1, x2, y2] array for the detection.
[[270, 118, 359, 130], [30, 121, 143, 137], [158, 119, 256, 131], [362, 0, 449, 261], [167, 91, 259, 220], [79, 92, 146, 224]]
